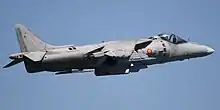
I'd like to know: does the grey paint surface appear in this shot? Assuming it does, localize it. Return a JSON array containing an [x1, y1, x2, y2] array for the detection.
[[3, 24, 214, 76]]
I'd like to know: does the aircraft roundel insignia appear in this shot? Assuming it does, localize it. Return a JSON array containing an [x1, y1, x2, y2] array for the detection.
[[146, 49, 153, 54]]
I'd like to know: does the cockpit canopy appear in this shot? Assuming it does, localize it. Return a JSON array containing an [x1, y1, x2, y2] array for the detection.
[[155, 33, 188, 44]]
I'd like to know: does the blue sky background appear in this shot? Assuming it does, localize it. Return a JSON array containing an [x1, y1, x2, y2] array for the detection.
[[0, 0, 219, 110]]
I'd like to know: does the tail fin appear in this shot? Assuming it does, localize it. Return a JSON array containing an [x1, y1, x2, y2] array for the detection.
[[15, 24, 55, 52]]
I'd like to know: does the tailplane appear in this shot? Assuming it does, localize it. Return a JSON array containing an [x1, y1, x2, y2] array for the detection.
[[3, 24, 55, 69], [15, 24, 55, 52]]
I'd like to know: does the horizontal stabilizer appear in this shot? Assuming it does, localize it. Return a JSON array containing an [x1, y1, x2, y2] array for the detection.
[[24, 51, 46, 62], [3, 59, 23, 68]]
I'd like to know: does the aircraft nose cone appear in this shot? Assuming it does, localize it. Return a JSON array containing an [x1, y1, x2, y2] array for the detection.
[[205, 46, 215, 54]]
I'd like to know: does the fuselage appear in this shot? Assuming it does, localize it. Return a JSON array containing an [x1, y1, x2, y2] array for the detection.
[[4, 24, 214, 76], [25, 36, 214, 73]]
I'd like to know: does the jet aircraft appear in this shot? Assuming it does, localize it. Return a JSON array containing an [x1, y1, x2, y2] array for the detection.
[[3, 24, 215, 76]]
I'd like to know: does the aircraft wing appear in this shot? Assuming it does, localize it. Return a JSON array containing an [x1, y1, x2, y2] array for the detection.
[[102, 39, 153, 58], [90, 39, 153, 76], [86, 39, 153, 59], [85, 45, 105, 55], [102, 41, 136, 58]]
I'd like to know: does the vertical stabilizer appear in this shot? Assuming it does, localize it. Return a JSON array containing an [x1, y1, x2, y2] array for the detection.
[[15, 24, 54, 52]]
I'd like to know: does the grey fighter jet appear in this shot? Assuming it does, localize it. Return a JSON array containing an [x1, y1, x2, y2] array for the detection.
[[3, 24, 215, 76]]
